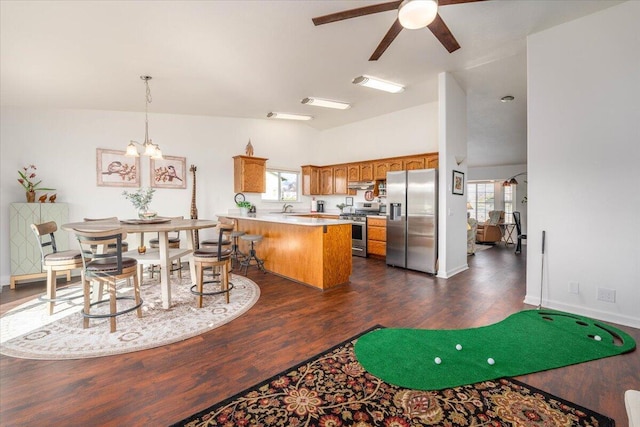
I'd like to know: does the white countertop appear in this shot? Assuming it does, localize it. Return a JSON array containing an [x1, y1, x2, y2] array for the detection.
[[218, 212, 352, 226]]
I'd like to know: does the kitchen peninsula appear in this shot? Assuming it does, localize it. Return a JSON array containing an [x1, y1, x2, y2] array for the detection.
[[220, 213, 352, 290]]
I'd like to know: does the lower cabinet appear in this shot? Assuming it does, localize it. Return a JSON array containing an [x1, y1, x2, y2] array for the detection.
[[367, 216, 387, 257], [10, 202, 70, 287]]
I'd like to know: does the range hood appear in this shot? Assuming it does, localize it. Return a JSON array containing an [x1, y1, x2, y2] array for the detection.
[[347, 181, 375, 190]]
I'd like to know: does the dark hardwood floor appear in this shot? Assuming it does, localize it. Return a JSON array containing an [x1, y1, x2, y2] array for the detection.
[[1, 244, 638, 426]]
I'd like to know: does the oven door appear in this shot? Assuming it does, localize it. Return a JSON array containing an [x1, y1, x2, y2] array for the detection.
[[351, 221, 367, 257]]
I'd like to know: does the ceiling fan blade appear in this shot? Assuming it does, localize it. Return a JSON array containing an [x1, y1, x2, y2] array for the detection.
[[439, 0, 487, 5], [369, 19, 404, 61], [312, 1, 401, 26], [427, 13, 460, 53]]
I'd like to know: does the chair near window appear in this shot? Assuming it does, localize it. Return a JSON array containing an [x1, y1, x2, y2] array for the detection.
[[30, 221, 84, 315], [476, 210, 504, 244], [74, 228, 142, 333], [513, 211, 527, 254]]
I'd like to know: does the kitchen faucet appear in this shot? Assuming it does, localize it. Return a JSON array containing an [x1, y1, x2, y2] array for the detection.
[[282, 203, 293, 213]]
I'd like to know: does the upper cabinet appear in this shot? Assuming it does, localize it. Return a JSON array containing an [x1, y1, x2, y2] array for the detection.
[[333, 165, 348, 194], [360, 163, 374, 181], [233, 155, 268, 193], [373, 158, 403, 180], [347, 164, 360, 182], [301, 152, 438, 195], [320, 167, 334, 195], [301, 165, 320, 196]]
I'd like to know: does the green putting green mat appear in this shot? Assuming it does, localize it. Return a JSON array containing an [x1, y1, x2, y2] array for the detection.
[[354, 309, 636, 390]]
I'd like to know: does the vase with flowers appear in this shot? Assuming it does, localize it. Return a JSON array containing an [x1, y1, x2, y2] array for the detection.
[[123, 187, 157, 219], [17, 165, 55, 203]]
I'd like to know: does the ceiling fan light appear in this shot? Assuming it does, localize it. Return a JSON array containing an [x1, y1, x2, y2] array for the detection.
[[267, 112, 313, 121], [398, 0, 438, 30], [301, 97, 351, 110], [352, 75, 404, 93]]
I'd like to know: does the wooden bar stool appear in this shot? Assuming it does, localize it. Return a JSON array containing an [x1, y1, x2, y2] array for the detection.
[[191, 226, 233, 308], [239, 234, 266, 275], [74, 228, 142, 333], [229, 230, 247, 269]]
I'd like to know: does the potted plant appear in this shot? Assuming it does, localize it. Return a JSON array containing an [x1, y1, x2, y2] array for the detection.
[[123, 187, 156, 219], [237, 201, 252, 216], [17, 165, 55, 203]]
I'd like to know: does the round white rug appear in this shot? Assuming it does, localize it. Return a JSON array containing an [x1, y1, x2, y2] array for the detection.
[[0, 272, 260, 360]]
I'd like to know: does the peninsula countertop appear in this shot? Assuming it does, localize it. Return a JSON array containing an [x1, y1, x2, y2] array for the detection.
[[218, 212, 350, 226]]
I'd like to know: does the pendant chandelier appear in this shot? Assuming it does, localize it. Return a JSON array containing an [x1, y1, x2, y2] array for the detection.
[[126, 75, 163, 159]]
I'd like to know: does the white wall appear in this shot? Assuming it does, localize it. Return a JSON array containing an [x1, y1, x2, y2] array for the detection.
[[526, 1, 640, 328], [437, 72, 468, 278], [313, 102, 440, 210], [316, 103, 439, 165]]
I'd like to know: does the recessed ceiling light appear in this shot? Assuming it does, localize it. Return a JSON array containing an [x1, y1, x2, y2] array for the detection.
[[301, 97, 351, 110], [266, 112, 313, 121], [352, 75, 405, 93], [501, 95, 515, 102]]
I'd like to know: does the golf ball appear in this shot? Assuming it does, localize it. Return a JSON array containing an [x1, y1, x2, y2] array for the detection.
[[434, 357, 442, 364], [487, 357, 495, 365], [456, 344, 463, 351], [594, 335, 602, 341]]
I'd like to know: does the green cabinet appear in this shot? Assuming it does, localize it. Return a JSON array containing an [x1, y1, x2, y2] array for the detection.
[[10, 202, 69, 287]]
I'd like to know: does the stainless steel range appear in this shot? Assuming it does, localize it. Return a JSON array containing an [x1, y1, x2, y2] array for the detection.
[[340, 202, 381, 257]]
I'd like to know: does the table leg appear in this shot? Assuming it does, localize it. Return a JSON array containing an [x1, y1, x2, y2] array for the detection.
[[186, 229, 197, 287], [158, 231, 171, 309]]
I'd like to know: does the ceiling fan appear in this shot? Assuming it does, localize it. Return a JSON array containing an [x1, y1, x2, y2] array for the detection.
[[312, 0, 486, 61]]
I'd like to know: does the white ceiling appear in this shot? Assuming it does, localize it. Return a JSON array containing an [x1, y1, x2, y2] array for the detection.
[[0, 0, 624, 167]]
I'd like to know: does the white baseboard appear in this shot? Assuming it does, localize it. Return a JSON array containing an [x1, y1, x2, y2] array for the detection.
[[523, 295, 640, 329]]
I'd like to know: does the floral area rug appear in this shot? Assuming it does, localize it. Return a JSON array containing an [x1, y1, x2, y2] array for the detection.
[[172, 327, 614, 427], [0, 271, 259, 360]]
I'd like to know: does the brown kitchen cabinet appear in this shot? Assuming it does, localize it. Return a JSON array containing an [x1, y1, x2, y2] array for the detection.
[[373, 159, 403, 180], [367, 216, 387, 257], [233, 155, 267, 193], [360, 162, 374, 181], [347, 164, 360, 181], [320, 167, 334, 195], [301, 165, 320, 196], [333, 165, 348, 194]]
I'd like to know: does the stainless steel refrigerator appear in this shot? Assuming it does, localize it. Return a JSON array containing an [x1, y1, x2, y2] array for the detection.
[[386, 169, 438, 273]]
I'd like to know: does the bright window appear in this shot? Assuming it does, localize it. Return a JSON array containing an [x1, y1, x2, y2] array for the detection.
[[262, 169, 299, 202], [467, 182, 494, 223], [503, 185, 515, 223]]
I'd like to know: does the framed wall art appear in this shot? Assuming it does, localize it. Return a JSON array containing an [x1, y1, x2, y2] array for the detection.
[[96, 148, 140, 187], [150, 155, 187, 189], [452, 170, 465, 195]]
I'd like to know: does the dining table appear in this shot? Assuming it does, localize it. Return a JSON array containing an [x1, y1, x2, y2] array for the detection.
[[62, 217, 219, 309]]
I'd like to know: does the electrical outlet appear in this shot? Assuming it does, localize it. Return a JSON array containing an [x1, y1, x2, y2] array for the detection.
[[568, 282, 580, 294], [597, 288, 616, 303]]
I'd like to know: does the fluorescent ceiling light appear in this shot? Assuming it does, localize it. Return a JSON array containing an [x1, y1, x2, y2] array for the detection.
[[267, 112, 313, 121], [352, 75, 405, 93], [398, 0, 438, 30], [301, 97, 351, 110]]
